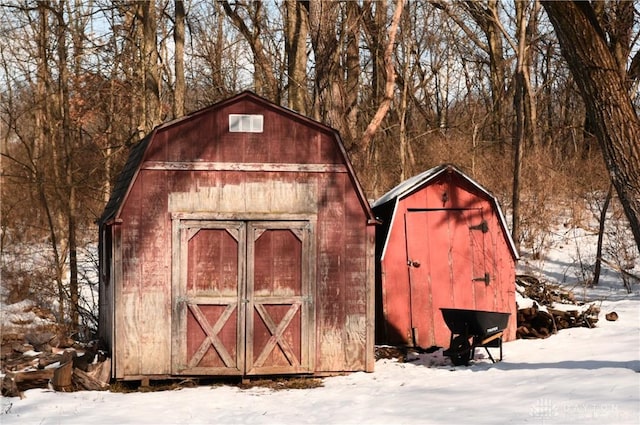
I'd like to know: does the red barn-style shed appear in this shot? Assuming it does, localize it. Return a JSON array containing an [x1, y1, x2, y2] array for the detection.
[[372, 164, 518, 350], [98, 92, 377, 382]]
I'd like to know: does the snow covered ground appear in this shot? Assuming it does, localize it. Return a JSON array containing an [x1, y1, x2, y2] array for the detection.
[[1, 224, 639, 425]]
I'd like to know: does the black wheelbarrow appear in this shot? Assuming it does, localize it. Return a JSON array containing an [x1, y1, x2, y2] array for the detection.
[[440, 308, 511, 366]]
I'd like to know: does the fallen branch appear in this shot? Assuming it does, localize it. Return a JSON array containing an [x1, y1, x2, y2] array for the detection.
[[600, 258, 640, 282]]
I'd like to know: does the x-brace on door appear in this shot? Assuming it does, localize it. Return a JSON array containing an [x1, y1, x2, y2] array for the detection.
[[172, 220, 314, 376]]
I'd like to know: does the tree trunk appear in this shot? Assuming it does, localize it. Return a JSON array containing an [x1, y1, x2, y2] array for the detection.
[[398, 67, 414, 182], [345, 0, 361, 139], [509, 0, 539, 246], [53, 0, 80, 333], [137, 0, 161, 135], [462, 0, 508, 143], [511, 68, 524, 247], [362, 0, 388, 104], [592, 185, 613, 286], [284, 0, 309, 113], [360, 0, 404, 160], [542, 1, 640, 255], [308, 0, 344, 132], [36, 1, 72, 325], [173, 0, 185, 118], [221, 1, 280, 102]]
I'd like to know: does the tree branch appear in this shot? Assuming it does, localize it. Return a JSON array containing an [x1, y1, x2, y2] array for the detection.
[[360, 0, 405, 157]]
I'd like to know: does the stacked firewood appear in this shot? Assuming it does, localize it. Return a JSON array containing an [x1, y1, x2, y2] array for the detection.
[[1, 332, 110, 398], [516, 274, 578, 305], [515, 275, 600, 339]]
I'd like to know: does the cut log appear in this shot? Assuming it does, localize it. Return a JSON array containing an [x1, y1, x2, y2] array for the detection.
[[25, 332, 55, 352], [1, 374, 20, 398], [3, 355, 39, 373], [88, 357, 112, 385], [52, 361, 74, 392], [38, 352, 63, 369], [517, 304, 554, 339], [11, 343, 34, 354], [1, 369, 54, 397], [517, 303, 600, 339], [72, 367, 109, 391], [11, 368, 54, 383], [49, 333, 76, 349], [2, 334, 113, 396], [606, 311, 619, 321], [547, 306, 599, 330], [516, 275, 577, 305]]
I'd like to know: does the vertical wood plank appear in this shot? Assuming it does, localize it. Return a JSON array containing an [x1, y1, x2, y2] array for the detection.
[[112, 225, 122, 379], [171, 218, 184, 374], [365, 225, 376, 372]]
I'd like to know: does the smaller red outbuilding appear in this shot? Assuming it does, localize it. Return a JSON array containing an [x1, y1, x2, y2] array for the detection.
[[372, 164, 519, 349]]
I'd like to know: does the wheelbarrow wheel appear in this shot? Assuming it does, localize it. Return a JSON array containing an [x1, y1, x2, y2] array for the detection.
[[448, 335, 472, 366]]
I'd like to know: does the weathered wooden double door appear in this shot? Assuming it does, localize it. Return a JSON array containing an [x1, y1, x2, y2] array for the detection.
[[173, 220, 314, 376]]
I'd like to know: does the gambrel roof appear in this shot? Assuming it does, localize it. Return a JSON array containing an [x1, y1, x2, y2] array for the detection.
[[99, 91, 376, 226]]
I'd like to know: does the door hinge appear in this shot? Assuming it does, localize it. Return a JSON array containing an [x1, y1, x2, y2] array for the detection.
[[469, 220, 488, 233], [472, 273, 491, 285]]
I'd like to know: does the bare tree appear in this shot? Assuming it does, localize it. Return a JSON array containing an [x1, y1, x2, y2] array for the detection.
[[344, 0, 361, 139], [592, 0, 636, 82], [284, 0, 309, 113], [542, 1, 640, 254], [1, 1, 75, 331], [188, 1, 231, 105], [359, 0, 405, 160], [497, 0, 540, 246], [362, 0, 388, 106], [138, 0, 162, 135], [221, 0, 281, 102], [434, 0, 509, 143], [173, 0, 186, 118], [308, 0, 349, 140]]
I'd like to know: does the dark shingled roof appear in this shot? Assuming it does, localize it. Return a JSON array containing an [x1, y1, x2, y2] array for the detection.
[[98, 131, 153, 226]]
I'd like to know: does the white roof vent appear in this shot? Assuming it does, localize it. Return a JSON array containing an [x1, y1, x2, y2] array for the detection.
[[229, 114, 264, 133]]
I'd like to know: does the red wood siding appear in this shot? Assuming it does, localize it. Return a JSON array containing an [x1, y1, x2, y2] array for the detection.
[[308, 171, 374, 372], [104, 93, 375, 379], [378, 171, 516, 349], [146, 101, 341, 166]]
